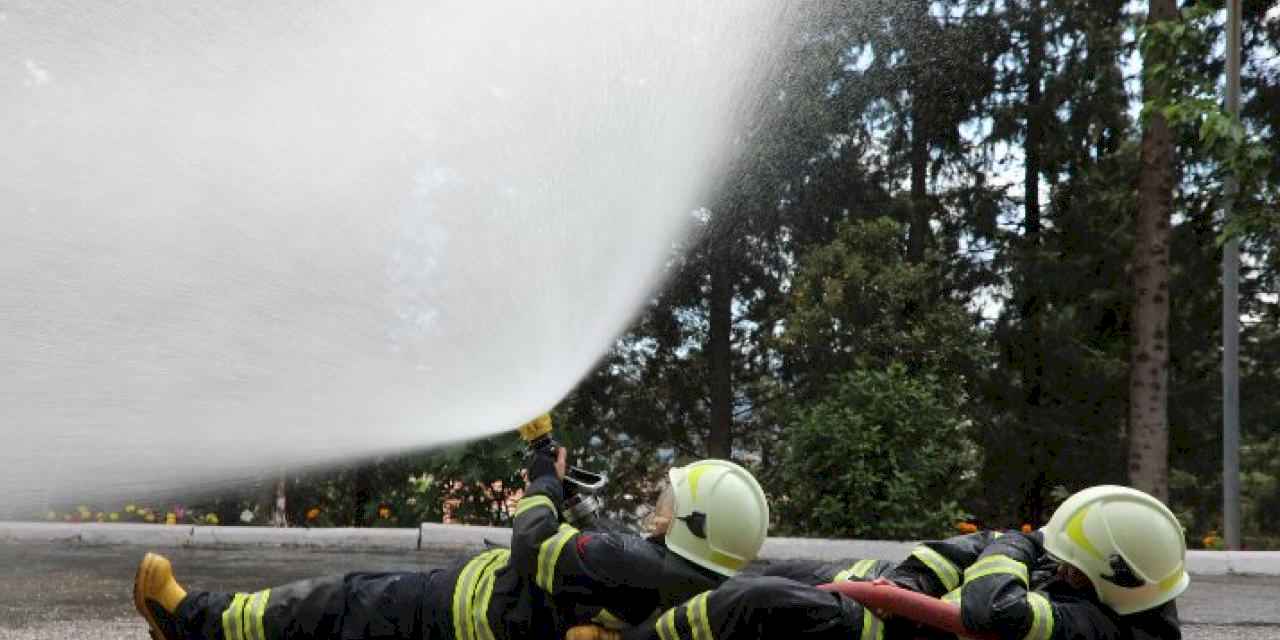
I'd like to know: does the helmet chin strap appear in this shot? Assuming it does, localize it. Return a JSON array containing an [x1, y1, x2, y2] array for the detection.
[[678, 512, 708, 538], [1099, 554, 1145, 588]]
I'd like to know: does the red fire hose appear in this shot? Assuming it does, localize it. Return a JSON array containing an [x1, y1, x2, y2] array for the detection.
[[816, 579, 998, 640]]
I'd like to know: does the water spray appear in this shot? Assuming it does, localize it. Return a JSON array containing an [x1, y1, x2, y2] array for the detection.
[[517, 414, 607, 529], [0, 0, 811, 513]]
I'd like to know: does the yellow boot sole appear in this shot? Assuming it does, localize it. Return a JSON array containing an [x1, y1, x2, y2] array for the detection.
[[133, 552, 186, 640]]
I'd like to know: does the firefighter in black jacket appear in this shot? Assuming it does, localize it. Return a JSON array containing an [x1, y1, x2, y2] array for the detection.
[[611, 485, 1186, 640], [133, 417, 772, 640]]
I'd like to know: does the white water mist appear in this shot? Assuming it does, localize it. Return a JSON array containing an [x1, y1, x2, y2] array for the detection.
[[0, 1, 800, 513]]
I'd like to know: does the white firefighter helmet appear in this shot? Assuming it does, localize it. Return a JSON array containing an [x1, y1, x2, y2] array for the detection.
[[1042, 485, 1189, 615], [663, 459, 769, 576]]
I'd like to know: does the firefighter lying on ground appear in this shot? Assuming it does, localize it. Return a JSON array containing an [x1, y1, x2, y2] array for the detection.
[[133, 424, 772, 640], [575, 485, 1185, 640]]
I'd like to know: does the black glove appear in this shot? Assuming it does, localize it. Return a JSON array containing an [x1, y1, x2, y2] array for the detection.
[[526, 446, 561, 483]]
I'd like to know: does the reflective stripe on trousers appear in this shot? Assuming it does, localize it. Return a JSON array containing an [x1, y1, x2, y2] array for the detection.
[[221, 590, 271, 640], [452, 549, 510, 640], [655, 591, 714, 640]]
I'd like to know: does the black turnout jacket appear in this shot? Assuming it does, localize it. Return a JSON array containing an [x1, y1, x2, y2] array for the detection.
[[435, 455, 723, 640], [623, 531, 1181, 640]]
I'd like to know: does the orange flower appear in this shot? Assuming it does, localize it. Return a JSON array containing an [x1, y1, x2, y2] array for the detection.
[[1021, 523, 1033, 533], [955, 522, 978, 534], [378, 506, 392, 520], [306, 507, 321, 521]]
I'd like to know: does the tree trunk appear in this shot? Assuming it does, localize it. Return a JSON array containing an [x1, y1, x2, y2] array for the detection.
[[904, 1, 932, 265], [1021, 0, 1046, 523], [707, 236, 733, 459], [1022, 0, 1044, 388], [350, 464, 373, 527], [1128, 0, 1178, 502], [272, 473, 288, 528], [908, 109, 930, 264]]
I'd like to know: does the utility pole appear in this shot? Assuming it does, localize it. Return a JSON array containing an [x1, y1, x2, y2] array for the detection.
[[1222, 0, 1242, 551]]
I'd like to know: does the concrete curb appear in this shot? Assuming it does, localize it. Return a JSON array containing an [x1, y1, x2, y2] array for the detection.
[[1185, 550, 1280, 577], [2, 522, 1278, 576], [755, 537, 1280, 577], [760, 536, 917, 562], [0, 522, 418, 551]]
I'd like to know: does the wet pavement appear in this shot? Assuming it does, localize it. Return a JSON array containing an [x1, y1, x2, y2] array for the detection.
[[1, 543, 1277, 639]]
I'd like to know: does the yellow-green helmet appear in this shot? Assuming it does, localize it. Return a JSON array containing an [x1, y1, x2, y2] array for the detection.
[[664, 459, 769, 576], [1042, 485, 1189, 615]]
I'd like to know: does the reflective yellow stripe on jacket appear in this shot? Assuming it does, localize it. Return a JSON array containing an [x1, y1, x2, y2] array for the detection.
[[535, 523, 578, 593], [860, 608, 884, 640], [514, 495, 556, 520], [832, 558, 879, 582], [220, 589, 271, 640], [959, 553, 1052, 640], [452, 549, 511, 640], [911, 546, 960, 592], [963, 554, 1029, 586], [1022, 592, 1055, 640], [655, 604, 678, 640], [592, 608, 626, 630]]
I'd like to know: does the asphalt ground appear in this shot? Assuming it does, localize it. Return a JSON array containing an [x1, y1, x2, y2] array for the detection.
[[1, 543, 1277, 640]]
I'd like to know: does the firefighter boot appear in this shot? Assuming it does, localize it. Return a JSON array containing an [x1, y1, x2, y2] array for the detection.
[[133, 552, 188, 640]]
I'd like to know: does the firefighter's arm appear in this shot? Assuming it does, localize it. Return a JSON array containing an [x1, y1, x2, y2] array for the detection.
[[748, 558, 832, 582], [756, 558, 893, 586], [620, 577, 875, 640], [884, 531, 998, 597], [544, 529, 675, 606], [959, 531, 1123, 640], [509, 447, 567, 582], [512, 449, 640, 600]]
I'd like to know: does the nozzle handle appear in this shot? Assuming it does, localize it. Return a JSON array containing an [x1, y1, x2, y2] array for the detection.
[[565, 466, 607, 494], [517, 414, 554, 442]]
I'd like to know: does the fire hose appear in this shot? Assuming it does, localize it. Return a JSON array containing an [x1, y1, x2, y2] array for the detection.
[[816, 579, 998, 640]]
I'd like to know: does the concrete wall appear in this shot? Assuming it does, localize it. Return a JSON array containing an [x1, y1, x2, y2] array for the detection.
[[2, 521, 1276, 576]]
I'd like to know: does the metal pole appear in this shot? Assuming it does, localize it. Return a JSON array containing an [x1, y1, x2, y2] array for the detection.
[[1222, 0, 1242, 551]]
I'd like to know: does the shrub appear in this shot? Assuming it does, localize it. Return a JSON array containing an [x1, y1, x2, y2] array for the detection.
[[774, 364, 979, 539]]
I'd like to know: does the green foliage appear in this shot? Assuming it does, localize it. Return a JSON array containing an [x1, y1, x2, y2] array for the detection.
[[279, 412, 670, 531], [762, 216, 989, 536], [1169, 431, 1280, 550], [272, 434, 526, 528], [773, 365, 979, 539], [411, 435, 527, 525], [1139, 1, 1274, 240], [1242, 434, 1280, 537], [777, 217, 986, 398]]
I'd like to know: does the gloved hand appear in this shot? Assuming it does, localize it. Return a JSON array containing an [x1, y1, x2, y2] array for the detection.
[[526, 445, 567, 482], [566, 625, 619, 640]]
